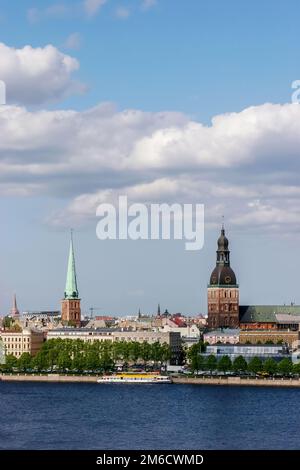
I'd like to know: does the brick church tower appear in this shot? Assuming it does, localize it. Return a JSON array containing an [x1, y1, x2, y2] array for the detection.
[[207, 226, 239, 328], [61, 232, 81, 327]]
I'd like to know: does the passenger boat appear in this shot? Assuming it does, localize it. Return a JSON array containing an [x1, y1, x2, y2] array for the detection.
[[97, 373, 172, 384]]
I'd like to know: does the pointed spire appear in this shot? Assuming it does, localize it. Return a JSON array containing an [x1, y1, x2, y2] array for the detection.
[[64, 230, 79, 299], [10, 293, 20, 317], [138, 308, 141, 319], [157, 303, 161, 316]]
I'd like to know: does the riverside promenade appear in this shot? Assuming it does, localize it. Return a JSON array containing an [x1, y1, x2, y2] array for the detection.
[[171, 375, 300, 387], [2, 373, 300, 387]]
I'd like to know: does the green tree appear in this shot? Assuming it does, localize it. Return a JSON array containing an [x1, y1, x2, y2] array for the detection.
[[85, 350, 99, 371], [140, 342, 151, 366], [248, 357, 263, 374], [2, 316, 12, 329], [190, 354, 206, 374], [130, 342, 141, 363], [206, 354, 217, 373], [72, 352, 85, 372], [57, 350, 71, 372], [232, 356, 248, 374], [277, 358, 293, 376], [3, 354, 18, 371], [293, 362, 300, 375], [161, 343, 171, 367], [150, 342, 163, 365], [263, 358, 277, 375], [187, 342, 206, 365], [218, 355, 232, 373], [18, 353, 32, 372], [33, 352, 48, 371]]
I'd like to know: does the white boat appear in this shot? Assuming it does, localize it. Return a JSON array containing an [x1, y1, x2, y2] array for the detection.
[[97, 373, 172, 384]]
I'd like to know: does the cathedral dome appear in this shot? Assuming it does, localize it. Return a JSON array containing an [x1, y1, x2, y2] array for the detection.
[[209, 225, 238, 286], [210, 265, 237, 286]]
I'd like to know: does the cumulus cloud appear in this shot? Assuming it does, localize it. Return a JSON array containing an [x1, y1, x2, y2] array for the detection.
[[0, 101, 300, 232], [0, 43, 84, 105]]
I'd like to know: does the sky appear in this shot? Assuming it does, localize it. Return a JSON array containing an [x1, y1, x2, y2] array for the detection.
[[0, 0, 300, 316]]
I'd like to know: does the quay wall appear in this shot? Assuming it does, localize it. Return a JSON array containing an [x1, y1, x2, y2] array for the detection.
[[171, 376, 300, 387], [2, 374, 300, 388]]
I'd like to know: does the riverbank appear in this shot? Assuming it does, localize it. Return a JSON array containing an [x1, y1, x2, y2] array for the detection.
[[0, 373, 99, 383], [2, 373, 300, 387], [172, 376, 300, 387]]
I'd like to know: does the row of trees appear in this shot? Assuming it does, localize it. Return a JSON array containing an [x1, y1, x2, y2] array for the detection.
[[0, 338, 172, 373], [188, 352, 299, 376], [186, 341, 299, 376]]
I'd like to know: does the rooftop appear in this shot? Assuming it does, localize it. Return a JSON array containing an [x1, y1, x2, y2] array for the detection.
[[204, 329, 240, 336], [240, 305, 300, 323]]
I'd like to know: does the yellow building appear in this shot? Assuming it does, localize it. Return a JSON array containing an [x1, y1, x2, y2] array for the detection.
[[0, 328, 44, 358]]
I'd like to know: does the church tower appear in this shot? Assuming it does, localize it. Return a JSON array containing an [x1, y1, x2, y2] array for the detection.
[[61, 232, 81, 327], [207, 226, 239, 328], [10, 293, 20, 317]]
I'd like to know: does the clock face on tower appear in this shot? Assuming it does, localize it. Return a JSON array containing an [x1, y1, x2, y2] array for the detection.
[[225, 275, 231, 284]]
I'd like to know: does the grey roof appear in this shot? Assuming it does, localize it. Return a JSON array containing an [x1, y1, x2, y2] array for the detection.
[[205, 329, 240, 336], [275, 314, 300, 324], [49, 327, 122, 333], [240, 305, 300, 323]]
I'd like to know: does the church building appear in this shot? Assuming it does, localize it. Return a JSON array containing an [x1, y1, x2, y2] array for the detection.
[[61, 233, 81, 327], [207, 226, 239, 328]]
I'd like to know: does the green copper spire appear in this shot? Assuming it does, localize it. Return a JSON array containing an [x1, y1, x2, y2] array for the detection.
[[64, 231, 79, 299]]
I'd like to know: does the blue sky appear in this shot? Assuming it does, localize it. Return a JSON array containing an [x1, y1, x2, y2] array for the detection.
[[1, 0, 298, 117], [0, 0, 300, 316]]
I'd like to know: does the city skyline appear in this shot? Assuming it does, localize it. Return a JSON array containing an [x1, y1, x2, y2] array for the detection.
[[1, 1, 300, 314], [2, 224, 300, 318]]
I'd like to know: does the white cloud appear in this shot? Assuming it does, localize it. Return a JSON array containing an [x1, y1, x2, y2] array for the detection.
[[83, 0, 107, 17], [141, 0, 157, 10], [27, 1, 107, 23], [64, 32, 82, 50], [27, 4, 71, 23], [0, 42, 84, 105], [0, 101, 300, 233], [115, 6, 131, 19]]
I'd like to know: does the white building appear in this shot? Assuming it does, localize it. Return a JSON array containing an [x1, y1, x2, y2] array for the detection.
[[204, 329, 240, 345], [0, 339, 5, 364], [159, 323, 200, 339]]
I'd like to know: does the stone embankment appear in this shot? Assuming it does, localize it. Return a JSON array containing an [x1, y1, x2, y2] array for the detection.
[[2, 374, 300, 387]]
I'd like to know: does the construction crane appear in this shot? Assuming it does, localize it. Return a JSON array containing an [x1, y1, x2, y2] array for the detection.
[[89, 307, 103, 319]]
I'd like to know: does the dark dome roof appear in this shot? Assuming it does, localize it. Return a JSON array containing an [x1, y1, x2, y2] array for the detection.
[[210, 266, 237, 286]]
